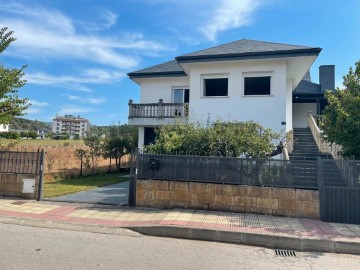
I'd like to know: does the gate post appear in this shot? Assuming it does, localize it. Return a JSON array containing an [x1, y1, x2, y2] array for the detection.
[[37, 149, 45, 201], [317, 155, 324, 220], [128, 150, 137, 206]]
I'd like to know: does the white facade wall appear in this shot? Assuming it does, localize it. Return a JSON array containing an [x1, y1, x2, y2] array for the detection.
[[187, 60, 289, 134], [140, 77, 189, 103], [292, 103, 317, 128], [286, 80, 293, 132], [0, 124, 9, 132]]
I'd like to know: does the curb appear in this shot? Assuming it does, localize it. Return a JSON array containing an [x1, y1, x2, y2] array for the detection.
[[127, 226, 360, 255], [0, 215, 359, 255], [0, 216, 141, 238]]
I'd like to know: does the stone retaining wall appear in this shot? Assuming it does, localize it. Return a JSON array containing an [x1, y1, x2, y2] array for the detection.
[[136, 180, 319, 219], [0, 173, 40, 199]]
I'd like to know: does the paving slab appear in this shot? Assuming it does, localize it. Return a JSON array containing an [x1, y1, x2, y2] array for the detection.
[[49, 181, 129, 205], [0, 197, 359, 255]]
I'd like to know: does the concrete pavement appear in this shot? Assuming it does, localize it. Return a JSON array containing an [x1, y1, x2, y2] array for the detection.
[[50, 181, 129, 205], [0, 197, 359, 255]]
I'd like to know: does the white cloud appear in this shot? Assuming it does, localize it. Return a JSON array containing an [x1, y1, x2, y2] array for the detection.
[[24, 107, 41, 114], [199, 0, 261, 41], [25, 69, 124, 92], [58, 106, 97, 115], [29, 100, 48, 106], [67, 95, 106, 105], [0, 3, 170, 69]]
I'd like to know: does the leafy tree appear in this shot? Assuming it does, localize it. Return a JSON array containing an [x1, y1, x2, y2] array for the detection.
[[321, 60, 360, 159], [19, 130, 37, 139], [75, 149, 89, 176], [102, 123, 138, 172], [146, 120, 280, 158], [45, 131, 55, 138], [83, 128, 104, 175], [0, 27, 29, 123], [0, 131, 19, 139]]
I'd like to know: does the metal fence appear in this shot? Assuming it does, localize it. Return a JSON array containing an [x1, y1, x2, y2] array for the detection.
[[320, 159, 360, 224], [0, 150, 42, 174], [136, 153, 360, 224], [137, 154, 319, 189]]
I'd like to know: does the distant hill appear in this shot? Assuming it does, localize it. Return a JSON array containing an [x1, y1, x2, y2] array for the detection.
[[10, 117, 51, 131]]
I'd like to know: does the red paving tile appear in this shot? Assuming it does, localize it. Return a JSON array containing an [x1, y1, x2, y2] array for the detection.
[[0, 200, 359, 243]]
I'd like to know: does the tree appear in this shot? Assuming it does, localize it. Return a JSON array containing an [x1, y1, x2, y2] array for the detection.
[[75, 149, 89, 176], [102, 124, 138, 172], [0, 27, 29, 123], [321, 60, 360, 159], [83, 128, 104, 175], [146, 120, 280, 158]]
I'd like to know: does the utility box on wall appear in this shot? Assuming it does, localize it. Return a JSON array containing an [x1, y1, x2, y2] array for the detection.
[[22, 179, 35, 194]]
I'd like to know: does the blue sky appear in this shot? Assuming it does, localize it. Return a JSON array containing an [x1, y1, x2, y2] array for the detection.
[[1, 0, 359, 125]]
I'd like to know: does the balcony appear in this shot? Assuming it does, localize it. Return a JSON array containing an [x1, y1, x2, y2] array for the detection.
[[128, 99, 189, 126]]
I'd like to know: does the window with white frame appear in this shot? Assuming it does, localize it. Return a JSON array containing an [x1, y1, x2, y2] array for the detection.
[[173, 88, 189, 103], [243, 73, 272, 96]]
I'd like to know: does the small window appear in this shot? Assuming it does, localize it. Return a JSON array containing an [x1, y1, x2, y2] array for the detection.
[[204, 78, 228, 97], [244, 76, 271, 95], [173, 88, 190, 103]]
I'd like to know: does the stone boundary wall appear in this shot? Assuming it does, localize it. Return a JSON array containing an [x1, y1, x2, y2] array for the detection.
[[136, 180, 319, 219], [0, 173, 40, 199]]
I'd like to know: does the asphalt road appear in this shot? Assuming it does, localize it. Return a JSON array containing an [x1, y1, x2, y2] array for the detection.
[[0, 223, 359, 270]]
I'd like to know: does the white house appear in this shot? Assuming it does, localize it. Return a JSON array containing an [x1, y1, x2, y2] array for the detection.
[[128, 39, 334, 149], [0, 124, 9, 132]]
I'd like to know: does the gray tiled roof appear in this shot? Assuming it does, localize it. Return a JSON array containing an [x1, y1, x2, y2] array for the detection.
[[128, 39, 321, 78], [176, 39, 321, 61], [294, 80, 321, 94], [128, 60, 185, 77]]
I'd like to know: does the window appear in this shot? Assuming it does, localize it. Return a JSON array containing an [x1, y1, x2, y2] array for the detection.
[[173, 88, 189, 103], [204, 78, 228, 97], [244, 76, 271, 96]]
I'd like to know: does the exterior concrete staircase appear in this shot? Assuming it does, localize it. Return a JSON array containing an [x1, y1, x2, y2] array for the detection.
[[289, 128, 344, 187], [290, 128, 330, 161]]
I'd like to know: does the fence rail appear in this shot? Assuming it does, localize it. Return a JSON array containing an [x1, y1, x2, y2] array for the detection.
[[0, 150, 41, 174], [137, 154, 318, 189]]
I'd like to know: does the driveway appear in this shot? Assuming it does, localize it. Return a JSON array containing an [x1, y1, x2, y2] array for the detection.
[[51, 181, 129, 205]]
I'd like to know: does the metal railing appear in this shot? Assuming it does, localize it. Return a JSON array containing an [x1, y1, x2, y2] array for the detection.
[[0, 150, 42, 174], [137, 154, 319, 189], [128, 99, 189, 119]]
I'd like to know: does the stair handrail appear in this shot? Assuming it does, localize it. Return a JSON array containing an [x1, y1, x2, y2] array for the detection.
[[282, 145, 290, 160], [307, 111, 342, 160]]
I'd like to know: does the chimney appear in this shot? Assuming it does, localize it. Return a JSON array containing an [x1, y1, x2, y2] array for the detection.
[[319, 65, 335, 92]]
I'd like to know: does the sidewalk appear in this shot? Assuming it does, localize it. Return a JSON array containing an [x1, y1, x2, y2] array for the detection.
[[0, 197, 359, 255]]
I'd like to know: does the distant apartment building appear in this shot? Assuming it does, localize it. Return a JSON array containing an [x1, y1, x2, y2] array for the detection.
[[0, 124, 9, 132], [52, 114, 90, 138]]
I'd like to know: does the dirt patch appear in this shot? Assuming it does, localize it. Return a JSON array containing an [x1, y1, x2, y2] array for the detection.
[[9, 142, 130, 181]]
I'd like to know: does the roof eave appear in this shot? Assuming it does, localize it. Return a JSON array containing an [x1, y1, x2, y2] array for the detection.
[[175, 48, 322, 63], [127, 71, 187, 79]]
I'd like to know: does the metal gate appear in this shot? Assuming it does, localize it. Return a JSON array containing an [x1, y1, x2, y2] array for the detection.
[[0, 149, 45, 201], [320, 159, 360, 224]]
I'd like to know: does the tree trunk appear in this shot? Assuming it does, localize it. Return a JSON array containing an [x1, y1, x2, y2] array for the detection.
[[80, 158, 83, 177]]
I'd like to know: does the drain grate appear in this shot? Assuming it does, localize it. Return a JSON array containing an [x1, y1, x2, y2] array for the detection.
[[275, 249, 296, 257]]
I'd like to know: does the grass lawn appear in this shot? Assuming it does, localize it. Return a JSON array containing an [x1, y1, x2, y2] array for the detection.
[[43, 173, 130, 198]]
